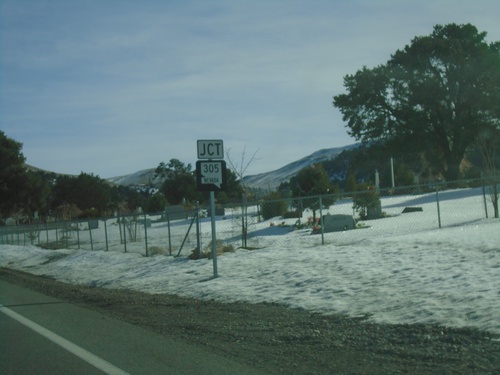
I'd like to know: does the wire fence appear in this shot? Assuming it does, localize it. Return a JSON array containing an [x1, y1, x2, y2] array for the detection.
[[1, 177, 498, 256]]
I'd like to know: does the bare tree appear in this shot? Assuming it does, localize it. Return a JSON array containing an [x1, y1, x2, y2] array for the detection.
[[226, 146, 260, 191], [226, 146, 260, 247]]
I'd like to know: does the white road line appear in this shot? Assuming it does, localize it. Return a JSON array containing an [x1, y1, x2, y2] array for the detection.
[[0, 304, 131, 375]]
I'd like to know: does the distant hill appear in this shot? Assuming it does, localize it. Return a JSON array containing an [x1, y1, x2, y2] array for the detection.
[[25, 164, 73, 177], [107, 169, 161, 187], [242, 144, 358, 190]]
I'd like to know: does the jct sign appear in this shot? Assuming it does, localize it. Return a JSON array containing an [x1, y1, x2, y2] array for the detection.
[[197, 139, 224, 159]]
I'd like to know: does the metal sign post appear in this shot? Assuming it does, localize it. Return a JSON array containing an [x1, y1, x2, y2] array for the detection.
[[209, 191, 218, 278], [196, 139, 226, 279]]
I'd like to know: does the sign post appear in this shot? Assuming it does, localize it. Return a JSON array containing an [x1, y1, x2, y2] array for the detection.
[[196, 139, 226, 278], [209, 191, 217, 277]]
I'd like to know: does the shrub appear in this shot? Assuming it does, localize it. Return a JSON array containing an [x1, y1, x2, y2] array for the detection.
[[282, 210, 302, 219], [149, 246, 167, 255], [261, 192, 287, 220], [352, 184, 382, 220], [79, 208, 100, 218]]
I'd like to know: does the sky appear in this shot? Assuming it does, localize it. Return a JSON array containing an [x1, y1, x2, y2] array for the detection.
[[1, 1, 500, 178], [1, 187, 499, 334]]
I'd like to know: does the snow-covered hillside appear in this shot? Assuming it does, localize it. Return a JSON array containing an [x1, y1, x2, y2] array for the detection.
[[107, 168, 160, 187], [242, 144, 358, 190]]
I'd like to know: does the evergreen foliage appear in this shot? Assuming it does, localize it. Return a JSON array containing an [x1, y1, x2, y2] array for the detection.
[[51, 173, 111, 216], [0, 131, 50, 219], [261, 192, 287, 220], [352, 183, 382, 220], [290, 164, 335, 221], [333, 23, 500, 181]]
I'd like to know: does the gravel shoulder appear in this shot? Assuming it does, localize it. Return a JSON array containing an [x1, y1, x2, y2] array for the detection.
[[1, 267, 499, 374]]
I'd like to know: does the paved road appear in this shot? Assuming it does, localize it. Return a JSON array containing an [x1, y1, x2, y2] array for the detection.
[[0, 279, 264, 375]]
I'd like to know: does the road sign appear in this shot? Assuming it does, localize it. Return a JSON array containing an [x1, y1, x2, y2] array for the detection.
[[197, 139, 224, 159], [196, 160, 227, 191], [196, 140, 225, 279]]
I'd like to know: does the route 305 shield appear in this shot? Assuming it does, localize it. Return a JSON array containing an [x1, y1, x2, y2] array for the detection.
[[196, 160, 227, 191]]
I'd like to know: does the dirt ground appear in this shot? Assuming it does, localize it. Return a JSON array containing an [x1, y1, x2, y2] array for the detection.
[[1, 267, 499, 375]]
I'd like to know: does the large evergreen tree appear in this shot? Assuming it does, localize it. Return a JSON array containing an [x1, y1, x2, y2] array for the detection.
[[51, 173, 111, 215], [334, 23, 500, 181], [0, 131, 50, 220], [155, 159, 198, 205], [0, 131, 28, 218], [290, 164, 335, 221]]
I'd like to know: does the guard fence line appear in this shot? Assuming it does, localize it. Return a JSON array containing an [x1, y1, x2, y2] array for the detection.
[[1, 176, 498, 255]]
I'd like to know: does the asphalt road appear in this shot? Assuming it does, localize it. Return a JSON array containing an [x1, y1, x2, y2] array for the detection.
[[0, 279, 265, 375]]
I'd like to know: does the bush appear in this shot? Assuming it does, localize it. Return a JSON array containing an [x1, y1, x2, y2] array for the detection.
[[352, 184, 382, 220], [261, 192, 287, 220], [79, 208, 100, 218], [54, 203, 82, 220], [282, 210, 302, 219]]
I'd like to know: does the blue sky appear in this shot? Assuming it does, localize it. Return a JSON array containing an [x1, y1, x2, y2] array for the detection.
[[1, 1, 500, 178]]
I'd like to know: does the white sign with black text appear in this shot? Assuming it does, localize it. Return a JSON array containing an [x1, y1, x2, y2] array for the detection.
[[196, 160, 226, 191], [197, 139, 224, 159]]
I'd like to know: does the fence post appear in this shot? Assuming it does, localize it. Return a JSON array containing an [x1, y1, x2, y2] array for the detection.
[[16, 222, 20, 245], [62, 221, 66, 248], [167, 214, 172, 256], [241, 193, 248, 248], [61, 221, 66, 248], [123, 215, 127, 253], [75, 220, 80, 249], [104, 218, 109, 251], [435, 183, 442, 229], [210, 191, 218, 278], [482, 179, 489, 219], [195, 202, 201, 259], [88, 219, 94, 250], [117, 216, 122, 244], [144, 213, 149, 257], [36, 223, 40, 246], [319, 195, 325, 245]]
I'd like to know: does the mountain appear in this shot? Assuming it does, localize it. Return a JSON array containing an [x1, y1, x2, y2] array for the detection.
[[107, 169, 160, 187], [242, 144, 358, 190], [25, 164, 72, 177], [104, 143, 358, 189]]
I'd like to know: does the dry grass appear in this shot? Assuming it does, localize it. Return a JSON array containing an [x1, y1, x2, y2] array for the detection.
[[189, 240, 234, 260]]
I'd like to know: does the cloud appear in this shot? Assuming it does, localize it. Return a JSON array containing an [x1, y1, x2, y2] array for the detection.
[[1, 0, 500, 177]]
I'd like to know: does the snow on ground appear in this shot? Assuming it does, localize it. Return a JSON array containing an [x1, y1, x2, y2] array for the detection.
[[1, 187, 499, 335]]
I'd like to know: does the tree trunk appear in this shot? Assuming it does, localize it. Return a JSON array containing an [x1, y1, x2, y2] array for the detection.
[[492, 183, 499, 219], [443, 153, 463, 182]]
